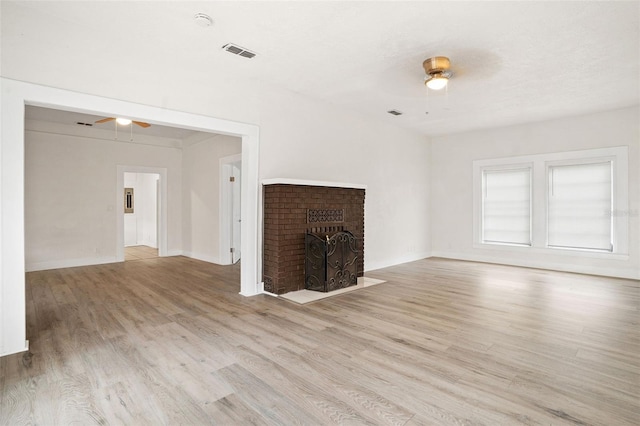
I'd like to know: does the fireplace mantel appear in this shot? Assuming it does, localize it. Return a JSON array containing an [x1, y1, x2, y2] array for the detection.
[[262, 178, 367, 190]]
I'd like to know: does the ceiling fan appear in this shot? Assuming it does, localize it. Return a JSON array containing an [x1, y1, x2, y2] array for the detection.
[[95, 117, 150, 128], [423, 56, 453, 90]]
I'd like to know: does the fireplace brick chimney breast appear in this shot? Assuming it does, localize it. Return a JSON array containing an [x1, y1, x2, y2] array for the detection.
[[263, 183, 365, 295]]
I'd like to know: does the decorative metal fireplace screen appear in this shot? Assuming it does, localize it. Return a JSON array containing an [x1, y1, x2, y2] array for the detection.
[[305, 231, 359, 292]]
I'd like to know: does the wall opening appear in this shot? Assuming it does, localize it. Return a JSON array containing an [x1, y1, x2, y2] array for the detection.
[[2, 79, 261, 357]]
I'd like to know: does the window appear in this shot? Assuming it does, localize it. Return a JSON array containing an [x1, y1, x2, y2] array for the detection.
[[547, 162, 612, 251], [473, 146, 628, 257], [482, 168, 531, 246]]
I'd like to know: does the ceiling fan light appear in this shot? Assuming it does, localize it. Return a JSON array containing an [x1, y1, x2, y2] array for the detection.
[[425, 75, 448, 90], [423, 56, 452, 90], [116, 117, 132, 126]]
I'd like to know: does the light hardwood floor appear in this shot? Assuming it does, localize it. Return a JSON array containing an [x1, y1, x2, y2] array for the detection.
[[1, 257, 638, 425], [124, 245, 158, 262]]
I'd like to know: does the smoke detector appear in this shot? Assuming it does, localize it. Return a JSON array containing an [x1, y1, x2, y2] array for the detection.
[[194, 13, 213, 27]]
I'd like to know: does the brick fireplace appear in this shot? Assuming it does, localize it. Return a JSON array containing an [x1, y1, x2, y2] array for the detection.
[[262, 179, 365, 295]]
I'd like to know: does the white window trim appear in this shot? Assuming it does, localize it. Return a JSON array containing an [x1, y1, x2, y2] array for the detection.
[[473, 146, 629, 259]]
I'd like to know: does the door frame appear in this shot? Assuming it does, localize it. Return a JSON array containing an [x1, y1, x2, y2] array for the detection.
[[220, 154, 242, 265], [117, 167, 167, 261]]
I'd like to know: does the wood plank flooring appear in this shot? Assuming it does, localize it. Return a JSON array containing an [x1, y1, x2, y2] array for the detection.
[[1, 256, 638, 425], [124, 245, 158, 262]]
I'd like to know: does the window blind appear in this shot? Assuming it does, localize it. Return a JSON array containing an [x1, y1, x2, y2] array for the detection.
[[547, 161, 612, 251], [482, 168, 531, 245]]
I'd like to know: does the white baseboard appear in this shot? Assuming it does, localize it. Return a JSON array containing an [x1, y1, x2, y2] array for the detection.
[[429, 250, 640, 280], [25, 250, 234, 271], [0, 341, 30, 358], [365, 251, 431, 273], [140, 239, 157, 248], [26, 256, 119, 272], [238, 281, 264, 297], [182, 251, 228, 265]]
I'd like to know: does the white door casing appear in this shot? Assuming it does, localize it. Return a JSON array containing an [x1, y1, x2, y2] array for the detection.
[[220, 154, 242, 265], [232, 163, 242, 263]]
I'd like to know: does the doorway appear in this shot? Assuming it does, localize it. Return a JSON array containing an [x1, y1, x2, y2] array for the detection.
[[124, 172, 160, 261], [116, 166, 168, 262]]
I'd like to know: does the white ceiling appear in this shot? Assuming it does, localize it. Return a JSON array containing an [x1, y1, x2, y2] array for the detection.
[[4, 1, 640, 137], [25, 106, 203, 140]]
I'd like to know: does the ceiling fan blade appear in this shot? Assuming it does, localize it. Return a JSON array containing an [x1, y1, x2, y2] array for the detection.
[[95, 117, 115, 124], [133, 121, 151, 128]]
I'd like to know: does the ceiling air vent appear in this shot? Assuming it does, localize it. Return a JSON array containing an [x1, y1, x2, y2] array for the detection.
[[387, 110, 403, 116], [222, 43, 257, 59], [76, 122, 93, 126]]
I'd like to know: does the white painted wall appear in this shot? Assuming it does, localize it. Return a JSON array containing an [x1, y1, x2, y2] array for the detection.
[[430, 106, 640, 279], [0, 20, 433, 273], [182, 134, 242, 264], [24, 121, 182, 271], [0, 3, 427, 356], [2, 59, 433, 275], [124, 172, 159, 248], [138, 173, 159, 248], [255, 90, 432, 272]]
